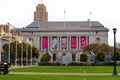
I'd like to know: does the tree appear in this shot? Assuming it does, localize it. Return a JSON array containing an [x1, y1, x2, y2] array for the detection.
[[41, 52, 51, 63], [83, 43, 112, 54], [99, 43, 112, 55], [83, 43, 99, 52], [2, 41, 39, 63], [80, 53, 88, 62], [96, 51, 105, 62], [112, 50, 120, 61]]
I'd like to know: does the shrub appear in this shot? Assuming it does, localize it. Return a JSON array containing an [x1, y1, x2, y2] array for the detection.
[[38, 62, 60, 66], [41, 52, 51, 63], [68, 62, 90, 66], [80, 53, 88, 62], [96, 51, 105, 62], [112, 51, 120, 61]]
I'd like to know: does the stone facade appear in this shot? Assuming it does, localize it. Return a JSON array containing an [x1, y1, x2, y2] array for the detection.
[[21, 2, 109, 64]]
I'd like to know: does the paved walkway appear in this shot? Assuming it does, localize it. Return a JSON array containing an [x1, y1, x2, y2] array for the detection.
[[9, 65, 37, 69], [9, 72, 119, 76]]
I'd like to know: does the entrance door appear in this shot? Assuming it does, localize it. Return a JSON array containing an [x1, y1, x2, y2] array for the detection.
[[61, 54, 69, 65]]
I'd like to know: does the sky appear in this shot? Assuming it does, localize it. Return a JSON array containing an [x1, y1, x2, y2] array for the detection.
[[0, 0, 120, 46]]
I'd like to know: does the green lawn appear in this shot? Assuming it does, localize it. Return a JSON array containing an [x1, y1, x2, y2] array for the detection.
[[10, 66, 120, 73], [0, 75, 120, 80]]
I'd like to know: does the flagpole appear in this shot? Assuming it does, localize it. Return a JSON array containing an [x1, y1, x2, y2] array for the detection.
[[8, 23, 11, 64], [0, 30, 2, 62], [89, 11, 92, 28], [64, 9, 66, 27]]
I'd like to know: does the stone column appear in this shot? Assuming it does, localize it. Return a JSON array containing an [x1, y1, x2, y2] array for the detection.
[[60, 36, 61, 50], [87, 36, 89, 45], [57, 36, 59, 50], [79, 36, 81, 50], [50, 36, 52, 50], [77, 36, 78, 50], [39, 36, 41, 50], [67, 36, 69, 50], [41, 36, 43, 50], [48, 36, 50, 50], [69, 36, 71, 50]]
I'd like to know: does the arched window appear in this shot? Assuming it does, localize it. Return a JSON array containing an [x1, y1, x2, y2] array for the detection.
[[96, 38, 101, 43]]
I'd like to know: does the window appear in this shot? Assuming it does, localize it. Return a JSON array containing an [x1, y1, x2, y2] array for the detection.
[[52, 37, 58, 49], [53, 54, 56, 61], [72, 54, 76, 61], [61, 37, 67, 49], [96, 38, 101, 43]]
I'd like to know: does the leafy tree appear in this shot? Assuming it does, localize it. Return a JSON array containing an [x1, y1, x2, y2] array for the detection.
[[99, 43, 112, 55], [96, 50, 105, 62], [83, 43, 99, 52], [80, 53, 88, 62], [83, 43, 112, 54], [2, 41, 39, 63], [112, 50, 120, 61], [41, 52, 51, 63]]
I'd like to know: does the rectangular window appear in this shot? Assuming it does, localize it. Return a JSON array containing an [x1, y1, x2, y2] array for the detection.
[[52, 37, 58, 49], [72, 54, 76, 61], [71, 37, 76, 49], [42, 37, 48, 49], [53, 54, 56, 61], [80, 37, 86, 49], [61, 37, 67, 49]]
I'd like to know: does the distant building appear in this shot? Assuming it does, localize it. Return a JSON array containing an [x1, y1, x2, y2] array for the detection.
[[0, 24, 9, 33], [22, 2, 109, 64], [11, 28, 23, 37]]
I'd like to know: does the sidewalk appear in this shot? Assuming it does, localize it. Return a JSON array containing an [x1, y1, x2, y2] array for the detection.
[[9, 65, 37, 69], [9, 72, 120, 76]]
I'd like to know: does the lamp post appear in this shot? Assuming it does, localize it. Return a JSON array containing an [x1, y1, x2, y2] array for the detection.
[[26, 38, 29, 65], [0, 28, 5, 62], [30, 43, 32, 66], [0, 34, 2, 62], [15, 39, 17, 67], [19, 39, 23, 66], [8, 23, 11, 64], [113, 28, 118, 75]]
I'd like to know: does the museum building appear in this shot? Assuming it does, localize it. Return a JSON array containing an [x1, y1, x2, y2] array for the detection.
[[22, 2, 109, 64]]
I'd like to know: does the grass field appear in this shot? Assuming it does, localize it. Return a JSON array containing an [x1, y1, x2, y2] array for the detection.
[[0, 75, 120, 80], [10, 66, 120, 73]]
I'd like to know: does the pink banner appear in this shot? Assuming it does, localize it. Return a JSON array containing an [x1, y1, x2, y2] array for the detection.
[[42, 37, 48, 49], [71, 37, 76, 49], [81, 37, 86, 48]]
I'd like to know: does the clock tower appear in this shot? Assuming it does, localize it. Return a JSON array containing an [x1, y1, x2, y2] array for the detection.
[[34, 1, 48, 22]]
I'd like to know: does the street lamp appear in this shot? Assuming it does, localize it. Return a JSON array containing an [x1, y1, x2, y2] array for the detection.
[[28, 38, 33, 66], [30, 42, 33, 66], [0, 28, 6, 62], [113, 28, 118, 75], [26, 38, 29, 65], [8, 23, 11, 64], [19, 38, 23, 66], [15, 37, 18, 67]]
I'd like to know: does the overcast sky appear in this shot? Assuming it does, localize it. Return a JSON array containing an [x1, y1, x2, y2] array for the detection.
[[0, 0, 120, 46]]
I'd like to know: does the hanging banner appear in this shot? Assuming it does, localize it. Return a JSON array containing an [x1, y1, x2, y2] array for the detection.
[[52, 37, 58, 49], [81, 37, 86, 48], [42, 37, 48, 49], [71, 37, 76, 49], [61, 37, 67, 49]]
